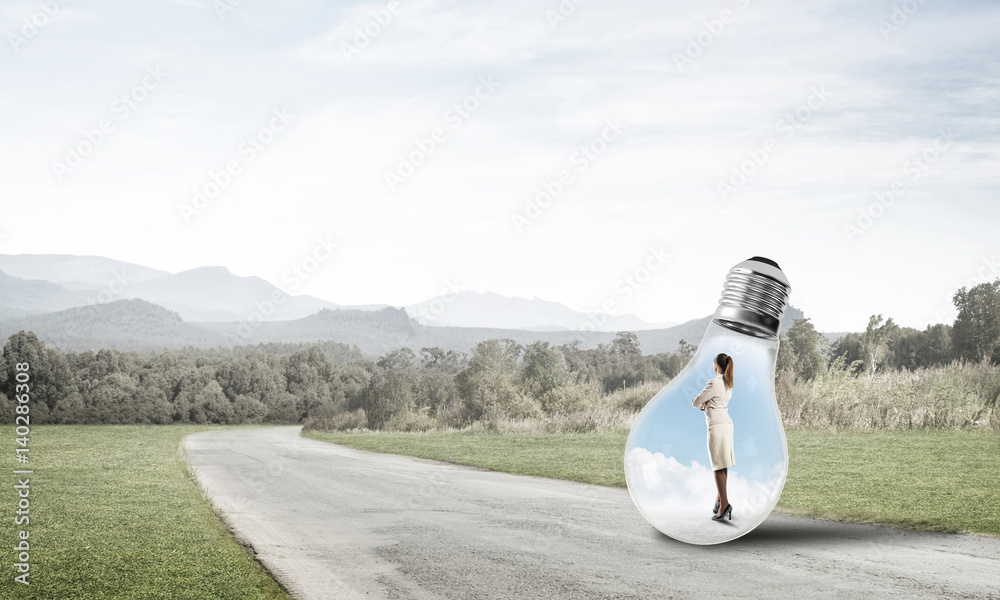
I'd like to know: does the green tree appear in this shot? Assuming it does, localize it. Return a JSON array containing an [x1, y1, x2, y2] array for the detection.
[[676, 339, 696, 361], [610, 332, 642, 361], [419, 347, 466, 375], [456, 339, 540, 422], [776, 331, 797, 377], [377, 347, 416, 372], [594, 332, 651, 393], [829, 332, 864, 374], [194, 380, 234, 424], [1, 331, 75, 422], [414, 347, 465, 417], [952, 280, 1000, 362], [173, 366, 234, 423], [646, 351, 686, 380], [521, 341, 568, 396], [360, 348, 420, 429], [231, 394, 268, 424], [787, 318, 827, 381], [80, 372, 140, 424], [860, 314, 898, 377], [362, 367, 414, 429], [917, 323, 953, 367], [337, 360, 375, 412], [284, 347, 336, 421], [887, 326, 922, 370], [887, 324, 954, 370], [415, 374, 459, 417], [776, 319, 827, 381]]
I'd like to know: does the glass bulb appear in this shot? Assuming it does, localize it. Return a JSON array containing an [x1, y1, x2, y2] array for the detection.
[[624, 257, 792, 545]]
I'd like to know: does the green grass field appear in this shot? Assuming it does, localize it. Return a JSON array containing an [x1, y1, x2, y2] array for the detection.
[[303, 429, 1000, 537], [0, 425, 292, 600]]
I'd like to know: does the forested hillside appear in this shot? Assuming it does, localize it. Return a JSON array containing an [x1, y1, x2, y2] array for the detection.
[[0, 299, 226, 350]]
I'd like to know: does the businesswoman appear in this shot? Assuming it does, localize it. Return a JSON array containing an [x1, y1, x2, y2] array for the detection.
[[692, 353, 735, 521]]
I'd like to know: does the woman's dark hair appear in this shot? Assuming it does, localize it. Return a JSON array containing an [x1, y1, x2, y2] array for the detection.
[[715, 353, 734, 390]]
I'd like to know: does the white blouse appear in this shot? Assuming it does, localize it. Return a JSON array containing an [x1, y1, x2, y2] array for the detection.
[[692, 375, 733, 426]]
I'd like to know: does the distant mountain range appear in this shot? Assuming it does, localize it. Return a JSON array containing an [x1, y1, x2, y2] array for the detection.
[[0, 253, 822, 356], [0, 254, 378, 322], [0, 297, 809, 356], [0, 254, 676, 331], [404, 290, 676, 331]]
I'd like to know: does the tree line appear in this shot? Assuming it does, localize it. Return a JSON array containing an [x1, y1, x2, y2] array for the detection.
[[777, 279, 1000, 382], [3, 278, 998, 429], [0, 330, 686, 427]]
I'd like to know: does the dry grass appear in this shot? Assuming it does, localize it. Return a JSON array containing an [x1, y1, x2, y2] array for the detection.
[[306, 362, 1000, 435], [778, 360, 1000, 431]]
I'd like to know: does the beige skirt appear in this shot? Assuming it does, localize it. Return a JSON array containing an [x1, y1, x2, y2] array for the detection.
[[707, 423, 735, 470]]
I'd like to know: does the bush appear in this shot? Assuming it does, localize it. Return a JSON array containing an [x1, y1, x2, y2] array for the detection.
[[304, 408, 368, 432], [384, 410, 439, 432], [611, 380, 666, 412], [539, 381, 600, 414]]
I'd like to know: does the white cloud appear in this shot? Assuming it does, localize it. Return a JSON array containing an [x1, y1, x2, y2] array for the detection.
[[625, 447, 787, 542], [625, 446, 785, 516]]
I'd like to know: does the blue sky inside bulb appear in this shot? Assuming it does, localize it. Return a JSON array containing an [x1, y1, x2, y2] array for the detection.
[[624, 321, 788, 545]]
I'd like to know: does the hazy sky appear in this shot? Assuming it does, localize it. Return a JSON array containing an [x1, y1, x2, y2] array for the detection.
[[1, 0, 997, 332]]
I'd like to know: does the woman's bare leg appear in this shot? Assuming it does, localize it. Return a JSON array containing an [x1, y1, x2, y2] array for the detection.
[[714, 468, 729, 516]]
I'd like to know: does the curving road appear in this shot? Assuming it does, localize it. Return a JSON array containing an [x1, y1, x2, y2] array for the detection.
[[181, 427, 1000, 600]]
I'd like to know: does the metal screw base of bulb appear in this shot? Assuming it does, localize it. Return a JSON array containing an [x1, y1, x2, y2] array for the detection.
[[713, 257, 791, 340]]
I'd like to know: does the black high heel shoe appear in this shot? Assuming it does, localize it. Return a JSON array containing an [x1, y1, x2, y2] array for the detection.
[[712, 504, 733, 521], [713, 500, 720, 515]]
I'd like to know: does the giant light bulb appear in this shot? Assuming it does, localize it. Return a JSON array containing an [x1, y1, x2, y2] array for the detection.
[[624, 256, 791, 545]]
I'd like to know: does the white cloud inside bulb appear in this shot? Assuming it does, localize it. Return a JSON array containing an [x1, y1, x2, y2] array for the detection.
[[626, 447, 785, 514]]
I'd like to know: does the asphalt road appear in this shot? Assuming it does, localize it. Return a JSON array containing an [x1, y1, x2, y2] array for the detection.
[[181, 426, 1000, 600]]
